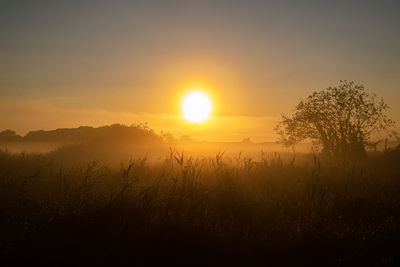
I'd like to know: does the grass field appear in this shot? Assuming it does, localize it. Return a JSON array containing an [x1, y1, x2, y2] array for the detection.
[[1, 148, 400, 266]]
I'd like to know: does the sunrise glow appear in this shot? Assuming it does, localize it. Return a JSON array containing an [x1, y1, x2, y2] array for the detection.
[[182, 91, 213, 123]]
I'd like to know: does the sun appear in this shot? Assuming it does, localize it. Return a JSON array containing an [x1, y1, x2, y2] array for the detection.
[[182, 91, 213, 123]]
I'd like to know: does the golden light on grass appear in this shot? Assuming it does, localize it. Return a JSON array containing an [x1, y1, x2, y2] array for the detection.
[[182, 91, 213, 123]]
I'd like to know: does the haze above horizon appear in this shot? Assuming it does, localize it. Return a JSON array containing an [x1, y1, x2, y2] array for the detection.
[[1, 0, 399, 142]]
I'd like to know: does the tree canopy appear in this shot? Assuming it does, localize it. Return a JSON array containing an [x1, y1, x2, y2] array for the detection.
[[275, 81, 394, 156]]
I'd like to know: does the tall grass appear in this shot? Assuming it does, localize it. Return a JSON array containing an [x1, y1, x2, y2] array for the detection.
[[0, 149, 399, 266]]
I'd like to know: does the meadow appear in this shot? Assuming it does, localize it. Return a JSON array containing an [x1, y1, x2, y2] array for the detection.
[[1, 146, 399, 266]]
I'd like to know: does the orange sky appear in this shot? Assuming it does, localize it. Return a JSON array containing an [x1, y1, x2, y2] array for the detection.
[[1, 1, 399, 141]]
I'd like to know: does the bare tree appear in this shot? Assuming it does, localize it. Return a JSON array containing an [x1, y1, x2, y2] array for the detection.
[[275, 81, 394, 157]]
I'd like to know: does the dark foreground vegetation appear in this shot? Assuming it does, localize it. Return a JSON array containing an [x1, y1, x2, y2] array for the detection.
[[1, 147, 400, 266]]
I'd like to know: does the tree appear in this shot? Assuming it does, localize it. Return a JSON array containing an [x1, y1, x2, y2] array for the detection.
[[275, 81, 394, 157], [0, 129, 22, 142]]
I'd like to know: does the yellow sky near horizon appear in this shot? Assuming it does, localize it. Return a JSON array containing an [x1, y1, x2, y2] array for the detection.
[[0, 100, 279, 142]]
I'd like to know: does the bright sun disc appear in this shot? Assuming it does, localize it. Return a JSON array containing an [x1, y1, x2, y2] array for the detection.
[[182, 91, 212, 123]]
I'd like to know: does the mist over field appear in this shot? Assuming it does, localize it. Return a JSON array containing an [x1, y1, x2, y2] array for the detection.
[[0, 124, 399, 266], [1, 123, 398, 157]]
